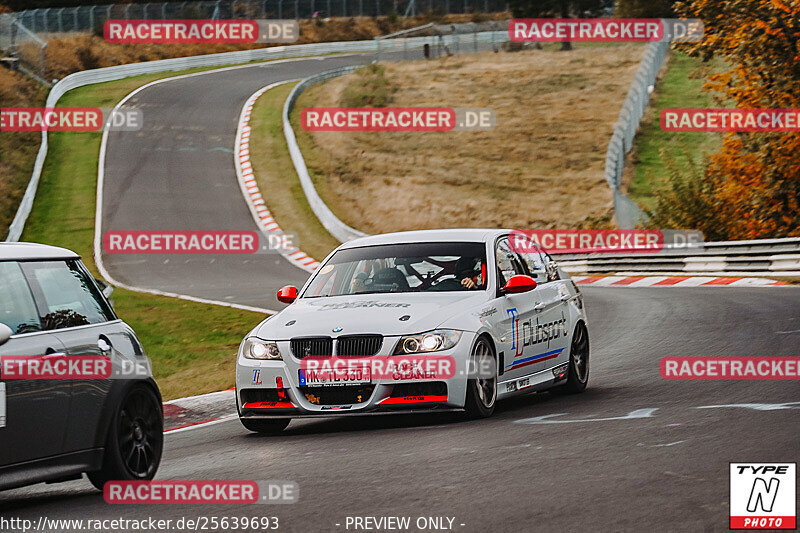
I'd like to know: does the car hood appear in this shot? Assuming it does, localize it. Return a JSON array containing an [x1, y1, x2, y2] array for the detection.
[[254, 291, 489, 339]]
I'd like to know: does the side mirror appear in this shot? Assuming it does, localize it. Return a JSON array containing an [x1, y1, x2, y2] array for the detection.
[[95, 277, 114, 299], [277, 285, 298, 304], [0, 322, 12, 346], [501, 274, 537, 294]]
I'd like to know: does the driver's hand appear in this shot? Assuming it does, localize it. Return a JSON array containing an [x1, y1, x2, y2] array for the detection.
[[461, 277, 476, 289]]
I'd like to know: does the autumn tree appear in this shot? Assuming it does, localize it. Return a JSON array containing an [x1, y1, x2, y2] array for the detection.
[[652, 0, 800, 238]]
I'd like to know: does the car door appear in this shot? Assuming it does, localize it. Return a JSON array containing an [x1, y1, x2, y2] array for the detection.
[[19, 259, 131, 454], [493, 237, 550, 380], [516, 247, 570, 366], [0, 260, 70, 466]]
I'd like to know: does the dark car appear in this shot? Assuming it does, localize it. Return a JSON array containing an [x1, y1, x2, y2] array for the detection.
[[0, 242, 163, 491]]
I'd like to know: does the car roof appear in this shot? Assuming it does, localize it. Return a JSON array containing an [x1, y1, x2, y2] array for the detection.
[[0, 242, 80, 261], [338, 228, 508, 249]]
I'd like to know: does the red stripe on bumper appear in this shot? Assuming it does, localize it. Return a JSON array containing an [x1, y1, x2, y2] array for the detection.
[[378, 395, 448, 405], [242, 401, 295, 409]]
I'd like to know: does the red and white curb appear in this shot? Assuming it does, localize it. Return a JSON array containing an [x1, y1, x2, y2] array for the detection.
[[163, 389, 237, 433], [572, 275, 787, 287], [235, 81, 320, 273]]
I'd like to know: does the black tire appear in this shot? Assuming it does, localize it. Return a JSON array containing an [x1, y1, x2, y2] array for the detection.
[[88, 384, 163, 491], [464, 336, 497, 419], [240, 418, 290, 434], [558, 322, 589, 394]]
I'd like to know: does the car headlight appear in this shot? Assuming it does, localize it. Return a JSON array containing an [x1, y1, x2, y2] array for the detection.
[[242, 338, 282, 360], [394, 329, 463, 354]]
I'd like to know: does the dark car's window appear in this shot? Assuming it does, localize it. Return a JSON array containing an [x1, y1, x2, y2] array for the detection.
[[21, 260, 115, 330], [0, 261, 42, 335]]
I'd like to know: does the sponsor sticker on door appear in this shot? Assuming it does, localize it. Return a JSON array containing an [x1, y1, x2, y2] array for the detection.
[[730, 463, 796, 529]]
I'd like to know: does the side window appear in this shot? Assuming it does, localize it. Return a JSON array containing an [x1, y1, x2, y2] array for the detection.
[[21, 260, 115, 330], [539, 251, 560, 282], [0, 262, 42, 335], [495, 238, 526, 286], [518, 249, 548, 282]]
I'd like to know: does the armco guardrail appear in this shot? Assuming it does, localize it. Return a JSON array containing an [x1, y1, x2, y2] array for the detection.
[[283, 65, 368, 243], [282, 30, 507, 243], [4, 39, 384, 242], [605, 39, 670, 229], [553, 237, 800, 277]]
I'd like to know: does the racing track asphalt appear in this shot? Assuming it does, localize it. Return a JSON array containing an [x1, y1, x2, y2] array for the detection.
[[99, 53, 384, 309], [2, 287, 799, 532]]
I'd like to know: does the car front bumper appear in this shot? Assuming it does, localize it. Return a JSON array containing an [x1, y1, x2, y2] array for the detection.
[[235, 335, 473, 419]]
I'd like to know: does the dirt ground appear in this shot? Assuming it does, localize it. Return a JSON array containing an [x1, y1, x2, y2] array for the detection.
[[296, 44, 647, 232]]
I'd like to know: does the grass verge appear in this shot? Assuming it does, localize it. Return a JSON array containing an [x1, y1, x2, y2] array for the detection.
[[19, 67, 267, 400], [286, 45, 649, 232], [626, 50, 725, 212]]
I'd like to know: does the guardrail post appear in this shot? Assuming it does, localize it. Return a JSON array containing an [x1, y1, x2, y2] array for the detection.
[[375, 0, 380, 15], [358, 0, 363, 16], [295, 0, 300, 18], [125, 4, 131, 19], [342, 0, 347, 16], [162, 3, 168, 19], [89, 6, 96, 31], [57, 8, 64, 33], [311, 0, 315, 16], [73, 8, 78, 31], [328, 0, 332, 16]]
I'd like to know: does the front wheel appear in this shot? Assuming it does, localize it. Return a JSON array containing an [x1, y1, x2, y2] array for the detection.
[[464, 336, 497, 419], [88, 384, 163, 491], [240, 418, 290, 434], [558, 322, 589, 394]]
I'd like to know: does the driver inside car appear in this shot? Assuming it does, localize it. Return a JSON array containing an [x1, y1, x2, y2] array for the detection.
[[455, 256, 485, 289]]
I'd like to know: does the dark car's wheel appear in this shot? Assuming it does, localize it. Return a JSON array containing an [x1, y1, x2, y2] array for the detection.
[[464, 336, 497, 419], [558, 322, 589, 394], [240, 418, 290, 434], [88, 384, 163, 491]]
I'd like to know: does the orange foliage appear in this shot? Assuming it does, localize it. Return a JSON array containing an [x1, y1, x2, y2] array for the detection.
[[674, 0, 800, 238]]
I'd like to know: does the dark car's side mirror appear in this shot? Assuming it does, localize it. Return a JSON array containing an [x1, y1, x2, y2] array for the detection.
[[277, 285, 298, 304], [0, 322, 12, 346], [501, 275, 538, 294]]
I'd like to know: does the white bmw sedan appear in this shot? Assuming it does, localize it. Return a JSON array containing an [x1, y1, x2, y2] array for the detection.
[[235, 229, 589, 433]]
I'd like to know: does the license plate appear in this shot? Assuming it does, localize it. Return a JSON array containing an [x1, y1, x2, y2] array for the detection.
[[298, 368, 371, 387]]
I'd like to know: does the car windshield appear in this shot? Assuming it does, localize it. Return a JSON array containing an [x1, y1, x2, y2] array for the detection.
[[303, 242, 488, 297]]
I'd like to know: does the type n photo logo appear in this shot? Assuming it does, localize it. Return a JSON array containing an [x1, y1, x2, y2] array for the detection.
[[730, 463, 796, 529]]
